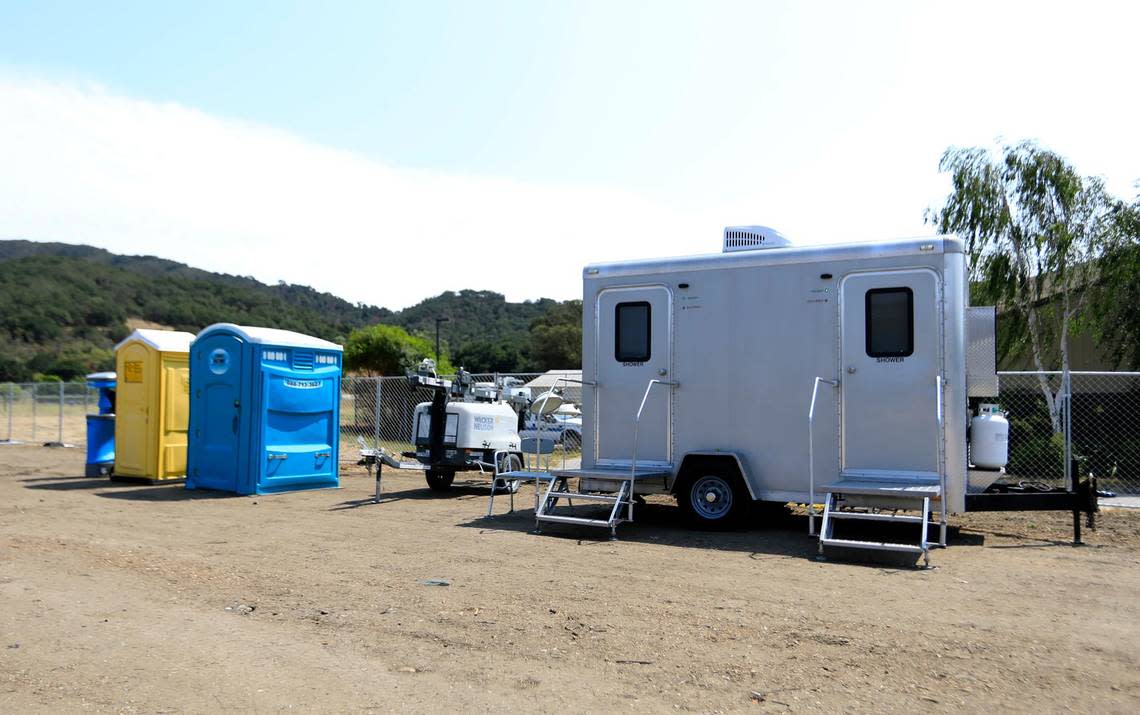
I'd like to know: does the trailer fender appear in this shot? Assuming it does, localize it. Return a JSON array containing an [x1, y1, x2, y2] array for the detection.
[[675, 452, 757, 500]]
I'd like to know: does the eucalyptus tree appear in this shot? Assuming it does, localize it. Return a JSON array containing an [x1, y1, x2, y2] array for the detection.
[[926, 141, 1134, 432], [1088, 195, 1140, 367]]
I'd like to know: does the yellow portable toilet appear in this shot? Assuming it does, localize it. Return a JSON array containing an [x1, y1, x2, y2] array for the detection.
[[113, 329, 196, 481]]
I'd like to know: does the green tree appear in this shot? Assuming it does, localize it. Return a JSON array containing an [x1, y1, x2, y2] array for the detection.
[[526, 300, 582, 370], [0, 353, 31, 382], [27, 345, 113, 381], [1088, 196, 1140, 368], [390, 290, 555, 353], [453, 338, 522, 373], [344, 323, 454, 376], [927, 141, 1135, 431]]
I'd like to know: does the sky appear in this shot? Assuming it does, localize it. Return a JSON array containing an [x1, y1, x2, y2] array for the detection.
[[1, 1, 1137, 309]]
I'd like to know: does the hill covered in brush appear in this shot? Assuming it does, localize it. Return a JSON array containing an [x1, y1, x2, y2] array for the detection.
[[0, 240, 579, 380]]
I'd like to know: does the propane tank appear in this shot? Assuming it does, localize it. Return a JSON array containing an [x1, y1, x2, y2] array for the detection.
[[970, 403, 1009, 470]]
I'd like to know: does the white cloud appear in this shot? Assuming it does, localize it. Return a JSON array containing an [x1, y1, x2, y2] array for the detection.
[[6, 72, 1134, 315], [0, 77, 725, 309]]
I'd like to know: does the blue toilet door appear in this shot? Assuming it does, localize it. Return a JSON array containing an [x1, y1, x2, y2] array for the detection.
[[192, 334, 245, 491], [257, 369, 338, 493]]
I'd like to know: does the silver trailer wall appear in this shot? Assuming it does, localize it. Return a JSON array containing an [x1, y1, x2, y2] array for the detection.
[[581, 237, 968, 513]]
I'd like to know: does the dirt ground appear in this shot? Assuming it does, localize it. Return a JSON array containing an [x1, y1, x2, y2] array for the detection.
[[1, 446, 1138, 713]]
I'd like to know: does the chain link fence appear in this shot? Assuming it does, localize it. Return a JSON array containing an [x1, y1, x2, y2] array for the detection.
[[3, 371, 1139, 495], [0, 382, 99, 446], [993, 371, 1140, 495], [1070, 372, 1140, 496], [995, 372, 1069, 486], [339, 374, 544, 460]]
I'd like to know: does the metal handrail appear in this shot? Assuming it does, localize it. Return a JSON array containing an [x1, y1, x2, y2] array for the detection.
[[808, 376, 839, 536], [935, 374, 947, 547], [935, 374, 943, 427], [631, 378, 678, 522]]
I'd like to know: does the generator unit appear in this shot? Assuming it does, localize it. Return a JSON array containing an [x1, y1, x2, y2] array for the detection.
[[404, 361, 527, 490], [411, 400, 521, 489]]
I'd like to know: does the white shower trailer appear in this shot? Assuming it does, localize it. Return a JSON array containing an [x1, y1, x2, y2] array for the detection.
[[536, 228, 1015, 562]]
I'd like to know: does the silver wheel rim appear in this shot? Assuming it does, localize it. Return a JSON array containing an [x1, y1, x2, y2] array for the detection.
[[691, 475, 733, 520]]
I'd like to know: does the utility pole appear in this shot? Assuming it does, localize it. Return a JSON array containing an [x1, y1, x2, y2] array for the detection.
[[434, 317, 450, 364]]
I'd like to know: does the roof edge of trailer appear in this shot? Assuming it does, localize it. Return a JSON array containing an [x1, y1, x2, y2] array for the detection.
[[113, 328, 196, 354], [582, 235, 963, 280], [194, 323, 344, 351]]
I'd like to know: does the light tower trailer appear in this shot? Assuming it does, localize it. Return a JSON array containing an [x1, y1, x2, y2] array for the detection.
[[535, 228, 1098, 563], [359, 364, 531, 499]]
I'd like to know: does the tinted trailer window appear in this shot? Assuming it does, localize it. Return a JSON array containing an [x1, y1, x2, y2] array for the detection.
[[865, 287, 913, 358], [615, 301, 651, 362]]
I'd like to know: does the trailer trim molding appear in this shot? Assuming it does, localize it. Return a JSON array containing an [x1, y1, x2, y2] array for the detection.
[[583, 237, 965, 281]]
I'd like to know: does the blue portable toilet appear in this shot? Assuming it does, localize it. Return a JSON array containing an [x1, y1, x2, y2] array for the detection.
[[85, 371, 117, 476], [186, 324, 343, 495]]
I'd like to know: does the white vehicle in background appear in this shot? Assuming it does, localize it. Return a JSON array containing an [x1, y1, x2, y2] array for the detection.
[[521, 411, 583, 447]]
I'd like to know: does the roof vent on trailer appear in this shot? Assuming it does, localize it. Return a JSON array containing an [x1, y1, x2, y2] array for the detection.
[[722, 225, 792, 253]]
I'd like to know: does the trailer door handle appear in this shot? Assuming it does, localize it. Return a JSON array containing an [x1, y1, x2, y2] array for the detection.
[[846, 366, 857, 374]]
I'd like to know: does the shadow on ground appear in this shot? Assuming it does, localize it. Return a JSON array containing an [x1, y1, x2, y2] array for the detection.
[[96, 486, 236, 501], [449, 490, 981, 569], [955, 525, 1094, 549], [23, 476, 125, 491], [22, 475, 235, 501], [329, 478, 494, 511]]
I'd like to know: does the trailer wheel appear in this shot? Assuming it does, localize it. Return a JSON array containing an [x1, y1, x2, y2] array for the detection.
[[676, 466, 747, 530], [425, 469, 455, 491]]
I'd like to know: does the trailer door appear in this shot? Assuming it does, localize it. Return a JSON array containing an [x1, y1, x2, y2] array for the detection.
[[840, 269, 942, 478], [594, 286, 673, 466]]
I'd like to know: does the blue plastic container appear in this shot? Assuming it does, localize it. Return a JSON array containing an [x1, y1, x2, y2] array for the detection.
[[85, 371, 117, 477], [85, 416, 116, 475], [186, 324, 343, 495]]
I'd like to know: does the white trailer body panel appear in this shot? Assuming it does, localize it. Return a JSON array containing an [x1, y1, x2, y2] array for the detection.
[[581, 237, 969, 513]]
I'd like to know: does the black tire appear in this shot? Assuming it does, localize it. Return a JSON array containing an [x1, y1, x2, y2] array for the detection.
[[425, 469, 455, 491], [675, 461, 749, 530], [496, 454, 523, 494], [563, 430, 582, 449]]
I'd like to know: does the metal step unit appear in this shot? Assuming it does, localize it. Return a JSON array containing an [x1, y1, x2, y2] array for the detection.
[[535, 466, 671, 538], [816, 473, 947, 568]]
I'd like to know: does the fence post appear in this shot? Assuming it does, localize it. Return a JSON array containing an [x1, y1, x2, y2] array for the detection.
[[1063, 369, 1072, 492], [4, 383, 11, 443], [374, 378, 382, 450], [31, 383, 37, 443], [58, 381, 65, 445]]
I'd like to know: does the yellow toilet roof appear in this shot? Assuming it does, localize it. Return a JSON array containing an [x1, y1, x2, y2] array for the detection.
[[115, 329, 195, 353]]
